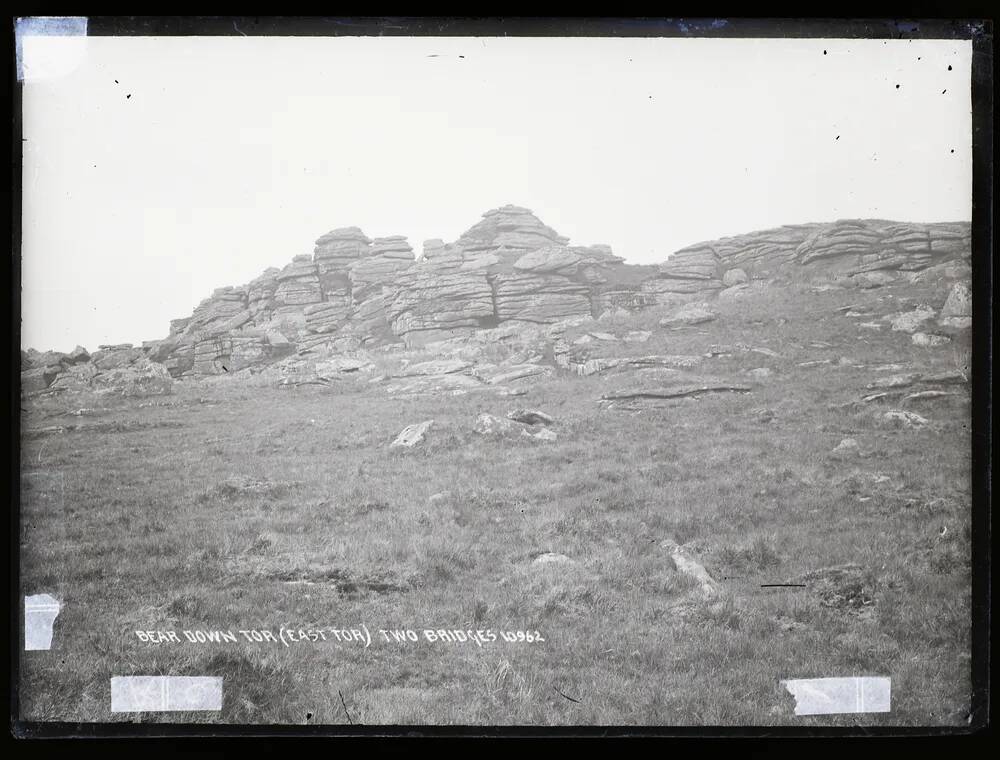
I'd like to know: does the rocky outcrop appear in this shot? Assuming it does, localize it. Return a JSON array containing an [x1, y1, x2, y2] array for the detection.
[[456, 204, 569, 252], [384, 268, 496, 346], [647, 219, 971, 299], [303, 299, 351, 336], [648, 225, 818, 300], [189, 331, 296, 375], [161, 210, 968, 371], [384, 206, 643, 344], [92, 344, 144, 371], [314, 226, 370, 291], [795, 220, 971, 284], [66, 345, 90, 365], [939, 282, 972, 329], [24, 209, 971, 391], [21, 342, 174, 396], [21, 367, 60, 394], [48, 362, 99, 391], [492, 272, 592, 324], [348, 236, 415, 343], [274, 256, 322, 308], [91, 358, 173, 397]]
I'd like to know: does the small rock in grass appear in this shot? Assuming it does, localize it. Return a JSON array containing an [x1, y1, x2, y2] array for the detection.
[[623, 330, 652, 343], [659, 304, 716, 328], [911, 332, 951, 347], [473, 413, 518, 436], [882, 410, 929, 428], [524, 428, 558, 442], [661, 539, 721, 599], [890, 307, 936, 333], [428, 491, 451, 506], [390, 419, 434, 448], [507, 408, 555, 426], [832, 438, 861, 456], [775, 615, 809, 633], [496, 387, 529, 397], [903, 390, 954, 404], [937, 316, 971, 330], [753, 407, 775, 424], [532, 552, 574, 566], [940, 282, 971, 319]]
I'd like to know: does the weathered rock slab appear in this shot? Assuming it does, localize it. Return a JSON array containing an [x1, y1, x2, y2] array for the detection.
[[390, 420, 434, 448]]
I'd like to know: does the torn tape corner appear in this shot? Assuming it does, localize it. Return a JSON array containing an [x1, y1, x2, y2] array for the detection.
[[15, 17, 88, 37], [15, 17, 89, 83], [781, 677, 891, 716], [24, 593, 62, 651], [110, 676, 223, 713]]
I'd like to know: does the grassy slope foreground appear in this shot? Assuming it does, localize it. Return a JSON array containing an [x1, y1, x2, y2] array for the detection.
[[19, 278, 972, 727]]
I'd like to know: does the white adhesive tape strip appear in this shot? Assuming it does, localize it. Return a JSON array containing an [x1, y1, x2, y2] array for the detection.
[[15, 17, 88, 82], [24, 593, 62, 650], [781, 677, 891, 715], [110, 676, 223, 712]]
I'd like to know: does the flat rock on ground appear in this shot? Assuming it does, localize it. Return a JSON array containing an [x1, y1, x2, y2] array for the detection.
[[532, 552, 575, 566], [661, 539, 721, 599], [507, 409, 555, 426], [881, 410, 929, 428], [602, 383, 752, 401], [473, 413, 519, 436], [831, 438, 861, 455], [390, 420, 434, 448], [659, 304, 716, 327]]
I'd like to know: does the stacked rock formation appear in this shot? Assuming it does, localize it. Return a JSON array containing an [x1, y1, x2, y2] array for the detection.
[[298, 227, 369, 352], [348, 236, 416, 342], [20, 345, 91, 393], [21, 207, 973, 392], [148, 209, 968, 370], [383, 205, 648, 345], [648, 219, 972, 299], [21, 343, 173, 396]]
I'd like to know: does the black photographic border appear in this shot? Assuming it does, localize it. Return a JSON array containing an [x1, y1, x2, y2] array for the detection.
[[4, 13, 993, 746]]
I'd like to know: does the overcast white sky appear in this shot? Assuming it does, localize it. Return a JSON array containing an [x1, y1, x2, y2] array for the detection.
[[20, 35, 972, 352]]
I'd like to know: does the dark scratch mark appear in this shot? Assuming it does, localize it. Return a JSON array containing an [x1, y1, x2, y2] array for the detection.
[[338, 690, 354, 724], [553, 686, 581, 704], [126, 94, 131, 99]]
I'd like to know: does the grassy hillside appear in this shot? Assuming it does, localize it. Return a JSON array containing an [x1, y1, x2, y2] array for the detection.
[[19, 277, 972, 727]]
